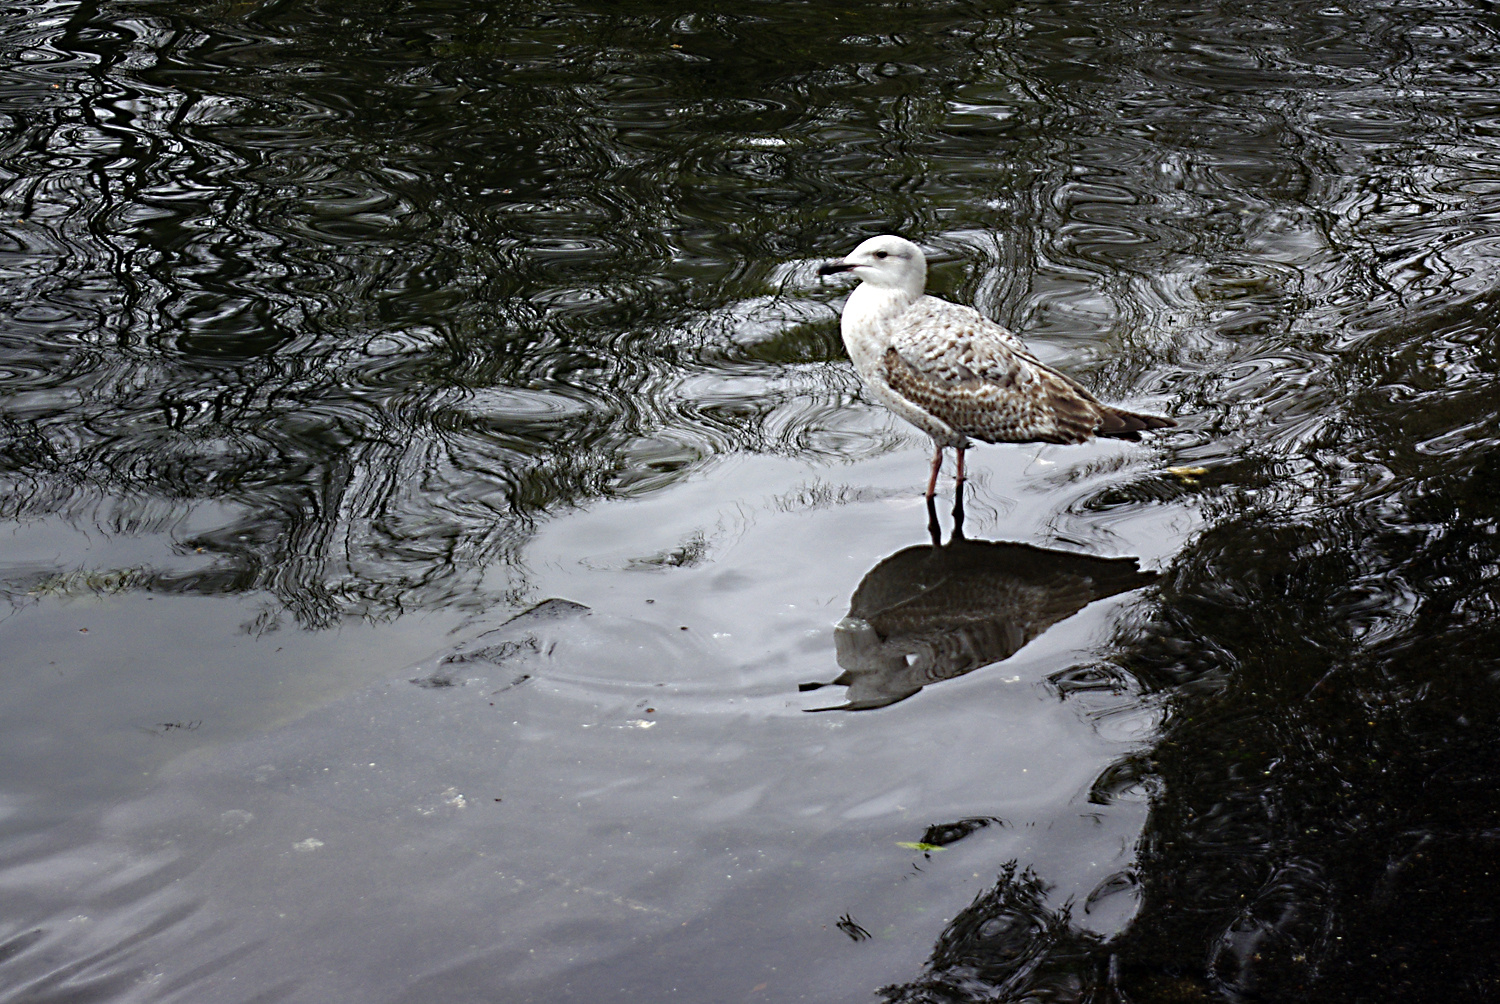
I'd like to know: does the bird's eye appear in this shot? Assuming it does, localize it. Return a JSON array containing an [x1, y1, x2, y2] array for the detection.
[[874, 250, 888, 259]]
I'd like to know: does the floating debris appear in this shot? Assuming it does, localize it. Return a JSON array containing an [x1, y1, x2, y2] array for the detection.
[[1165, 465, 1209, 485], [836, 912, 871, 941]]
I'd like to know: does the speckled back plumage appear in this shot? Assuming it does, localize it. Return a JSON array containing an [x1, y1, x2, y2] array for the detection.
[[878, 295, 1167, 446], [880, 296, 1171, 446]]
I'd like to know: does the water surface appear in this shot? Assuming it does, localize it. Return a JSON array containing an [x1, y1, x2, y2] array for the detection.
[[2, 1, 1499, 1001]]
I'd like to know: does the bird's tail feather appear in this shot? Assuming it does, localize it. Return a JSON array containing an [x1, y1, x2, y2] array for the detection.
[[1097, 407, 1176, 441]]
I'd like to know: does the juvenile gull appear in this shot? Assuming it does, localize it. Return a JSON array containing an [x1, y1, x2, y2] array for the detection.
[[817, 234, 1175, 497]]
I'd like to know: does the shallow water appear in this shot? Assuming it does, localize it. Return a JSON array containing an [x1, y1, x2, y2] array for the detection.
[[1, 1, 1499, 1001]]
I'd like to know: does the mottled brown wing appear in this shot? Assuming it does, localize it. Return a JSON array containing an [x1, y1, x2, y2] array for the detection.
[[883, 298, 1174, 443], [880, 324, 1104, 445]]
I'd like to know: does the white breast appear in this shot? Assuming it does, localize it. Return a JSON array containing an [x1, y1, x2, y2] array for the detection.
[[838, 285, 969, 447]]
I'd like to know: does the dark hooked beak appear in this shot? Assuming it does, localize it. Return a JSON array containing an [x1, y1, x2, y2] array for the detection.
[[817, 261, 856, 276]]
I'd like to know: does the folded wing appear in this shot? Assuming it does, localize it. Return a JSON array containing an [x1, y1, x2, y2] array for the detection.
[[882, 301, 1104, 445], [881, 298, 1173, 445]]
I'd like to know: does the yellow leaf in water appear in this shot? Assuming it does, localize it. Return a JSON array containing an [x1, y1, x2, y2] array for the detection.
[[1165, 466, 1209, 485], [896, 842, 944, 852]]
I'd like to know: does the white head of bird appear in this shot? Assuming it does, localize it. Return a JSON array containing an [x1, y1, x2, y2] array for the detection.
[[817, 234, 927, 303]]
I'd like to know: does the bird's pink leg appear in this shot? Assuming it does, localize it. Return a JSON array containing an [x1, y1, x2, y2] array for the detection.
[[955, 447, 967, 487], [925, 445, 944, 499]]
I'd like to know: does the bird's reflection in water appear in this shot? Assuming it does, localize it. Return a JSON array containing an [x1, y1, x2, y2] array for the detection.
[[801, 486, 1158, 711]]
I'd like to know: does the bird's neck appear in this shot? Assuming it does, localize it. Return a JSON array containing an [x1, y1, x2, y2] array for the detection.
[[842, 284, 919, 371], [844, 282, 919, 338]]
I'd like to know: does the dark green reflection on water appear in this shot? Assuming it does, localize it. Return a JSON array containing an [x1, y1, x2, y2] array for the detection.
[[2, 0, 1500, 1000]]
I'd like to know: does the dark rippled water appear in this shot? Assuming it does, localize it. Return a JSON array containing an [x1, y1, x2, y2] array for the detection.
[[2, 1, 1499, 1001]]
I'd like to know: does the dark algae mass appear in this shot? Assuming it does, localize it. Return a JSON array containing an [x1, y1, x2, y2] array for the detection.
[[0, 0, 1498, 1002]]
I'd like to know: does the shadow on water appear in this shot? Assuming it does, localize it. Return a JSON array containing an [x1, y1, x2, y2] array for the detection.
[[803, 485, 1158, 710]]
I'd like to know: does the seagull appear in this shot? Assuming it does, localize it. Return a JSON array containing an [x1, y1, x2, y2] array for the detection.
[[817, 235, 1175, 498]]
